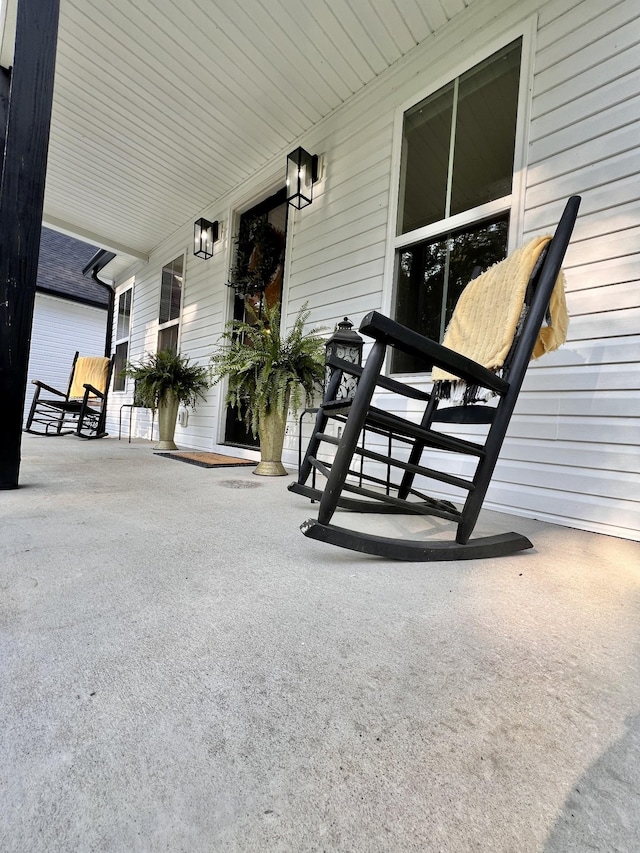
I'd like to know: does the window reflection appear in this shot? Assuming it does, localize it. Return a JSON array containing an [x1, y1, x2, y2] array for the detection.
[[392, 215, 509, 373], [398, 39, 521, 235]]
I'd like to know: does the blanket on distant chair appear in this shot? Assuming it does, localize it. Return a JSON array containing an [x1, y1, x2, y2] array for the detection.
[[432, 235, 568, 401], [69, 357, 110, 399]]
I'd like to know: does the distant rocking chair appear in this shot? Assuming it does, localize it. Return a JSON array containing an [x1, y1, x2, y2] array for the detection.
[[289, 196, 581, 560], [25, 352, 115, 439]]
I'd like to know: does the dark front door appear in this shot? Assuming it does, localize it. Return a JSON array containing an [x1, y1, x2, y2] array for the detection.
[[224, 188, 288, 447]]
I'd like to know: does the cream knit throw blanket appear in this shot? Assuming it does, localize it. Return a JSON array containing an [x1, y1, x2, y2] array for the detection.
[[432, 236, 568, 397], [69, 356, 110, 399]]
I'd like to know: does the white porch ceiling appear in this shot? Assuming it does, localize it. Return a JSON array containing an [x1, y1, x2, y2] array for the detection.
[[2, 0, 478, 277]]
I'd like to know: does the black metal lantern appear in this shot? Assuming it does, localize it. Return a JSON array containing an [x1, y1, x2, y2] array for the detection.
[[325, 317, 364, 401], [286, 147, 319, 209], [193, 218, 218, 259]]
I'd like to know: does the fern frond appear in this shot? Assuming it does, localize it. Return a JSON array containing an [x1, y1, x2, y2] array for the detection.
[[210, 302, 326, 436]]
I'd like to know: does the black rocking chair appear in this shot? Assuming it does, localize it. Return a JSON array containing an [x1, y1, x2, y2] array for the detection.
[[289, 196, 580, 560], [25, 351, 115, 439]]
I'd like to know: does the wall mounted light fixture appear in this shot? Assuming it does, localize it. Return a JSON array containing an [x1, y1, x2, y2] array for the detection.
[[193, 218, 219, 259], [286, 147, 319, 209]]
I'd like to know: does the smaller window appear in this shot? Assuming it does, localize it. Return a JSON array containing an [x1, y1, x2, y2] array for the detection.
[[158, 324, 179, 354], [158, 255, 184, 353], [113, 286, 133, 391], [393, 215, 509, 373]]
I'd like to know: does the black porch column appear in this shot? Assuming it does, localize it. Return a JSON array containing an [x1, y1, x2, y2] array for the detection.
[[0, 0, 60, 488]]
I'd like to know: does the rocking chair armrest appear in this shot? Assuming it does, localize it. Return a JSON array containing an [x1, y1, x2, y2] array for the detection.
[[359, 311, 509, 395], [82, 383, 105, 399], [327, 355, 431, 401], [31, 379, 66, 397]]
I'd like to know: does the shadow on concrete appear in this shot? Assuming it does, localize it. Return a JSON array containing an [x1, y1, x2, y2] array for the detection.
[[544, 712, 640, 852]]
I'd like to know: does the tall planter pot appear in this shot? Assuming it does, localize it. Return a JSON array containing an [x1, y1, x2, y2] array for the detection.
[[254, 393, 289, 476], [156, 391, 180, 450]]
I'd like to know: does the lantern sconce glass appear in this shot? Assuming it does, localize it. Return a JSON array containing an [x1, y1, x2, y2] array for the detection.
[[193, 218, 219, 259], [286, 147, 319, 210]]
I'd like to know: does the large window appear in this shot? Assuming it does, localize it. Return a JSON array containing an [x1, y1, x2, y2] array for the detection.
[[158, 255, 184, 353], [113, 284, 132, 391], [392, 39, 522, 372]]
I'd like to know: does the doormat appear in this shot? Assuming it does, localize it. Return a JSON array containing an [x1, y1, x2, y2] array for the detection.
[[154, 451, 255, 469]]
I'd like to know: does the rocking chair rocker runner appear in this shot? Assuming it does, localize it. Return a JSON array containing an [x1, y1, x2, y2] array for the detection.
[[25, 352, 114, 439], [289, 196, 581, 560]]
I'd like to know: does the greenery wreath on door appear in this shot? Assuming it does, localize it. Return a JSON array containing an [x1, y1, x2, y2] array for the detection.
[[227, 216, 285, 299]]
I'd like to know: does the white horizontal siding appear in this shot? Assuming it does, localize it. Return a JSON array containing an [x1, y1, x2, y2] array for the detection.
[[25, 294, 107, 425], [512, 0, 640, 539], [503, 436, 638, 472], [112, 0, 640, 541], [105, 238, 230, 451], [176, 246, 231, 450], [530, 78, 640, 166], [284, 109, 394, 332], [534, 0, 639, 84], [315, 0, 640, 540], [484, 481, 639, 540]]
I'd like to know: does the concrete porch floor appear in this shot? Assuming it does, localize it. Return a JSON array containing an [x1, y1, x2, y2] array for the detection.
[[1, 434, 639, 852]]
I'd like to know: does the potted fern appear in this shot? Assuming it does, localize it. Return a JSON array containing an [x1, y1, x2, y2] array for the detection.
[[210, 303, 326, 475], [123, 349, 211, 450]]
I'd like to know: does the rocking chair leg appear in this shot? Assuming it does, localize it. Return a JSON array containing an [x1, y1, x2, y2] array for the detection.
[[317, 341, 386, 526], [457, 487, 493, 545], [25, 390, 39, 432], [296, 368, 342, 486], [456, 393, 519, 543], [397, 394, 439, 500]]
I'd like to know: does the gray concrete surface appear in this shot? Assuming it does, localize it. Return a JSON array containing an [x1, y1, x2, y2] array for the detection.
[[2, 433, 639, 852]]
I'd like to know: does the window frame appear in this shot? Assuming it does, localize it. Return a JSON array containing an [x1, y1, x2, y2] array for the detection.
[[112, 280, 134, 392], [157, 252, 186, 354], [382, 20, 535, 376]]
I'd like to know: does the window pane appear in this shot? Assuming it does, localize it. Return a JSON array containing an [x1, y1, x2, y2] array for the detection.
[[399, 83, 454, 234], [116, 289, 132, 341], [159, 256, 183, 324], [392, 215, 510, 373], [450, 40, 521, 215], [113, 341, 128, 391], [158, 324, 179, 355], [159, 268, 172, 324]]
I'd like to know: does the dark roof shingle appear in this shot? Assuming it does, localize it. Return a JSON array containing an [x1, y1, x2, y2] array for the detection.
[[37, 228, 110, 308]]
